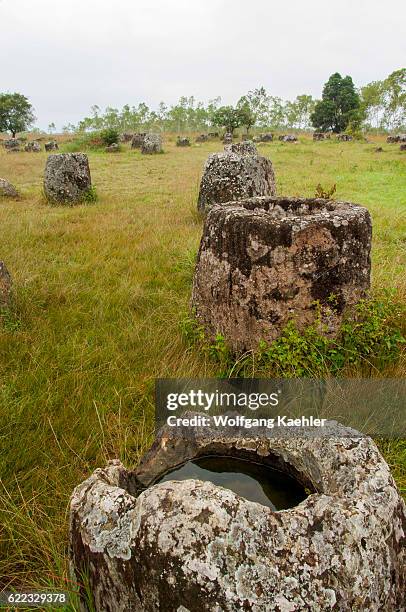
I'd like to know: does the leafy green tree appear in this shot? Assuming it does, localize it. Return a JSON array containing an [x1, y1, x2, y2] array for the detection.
[[103, 107, 120, 129], [62, 123, 76, 133], [236, 97, 256, 134], [206, 97, 222, 127], [360, 80, 384, 129], [212, 106, 243, 134], [268, 96, 286, 129], [0, 92, 35, 137], [382, 68, 406, 130], [168, 103, 188, 132], [311, 73, 361, 133], [244, 87, 271, 127], [286, 94, 315, 129]]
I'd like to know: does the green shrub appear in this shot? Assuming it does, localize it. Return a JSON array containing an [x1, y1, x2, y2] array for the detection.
[[62, 131, 107, 152], [182, 293, 405, 377], [100, 128, 119, 146], [82, 185, 98, 203]]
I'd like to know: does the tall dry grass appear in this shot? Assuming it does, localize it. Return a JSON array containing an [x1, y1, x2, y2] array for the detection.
[[0, 133, 405, 594]]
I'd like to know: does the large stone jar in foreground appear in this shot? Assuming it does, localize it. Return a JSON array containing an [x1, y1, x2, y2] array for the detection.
[[69, 418, 406, 611], [43, 153, 92, 205], [197, 143, 276, 213], [192, 196, 372, 352]]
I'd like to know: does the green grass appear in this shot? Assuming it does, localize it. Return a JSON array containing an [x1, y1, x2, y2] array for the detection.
[[0, 134, 405, 597]]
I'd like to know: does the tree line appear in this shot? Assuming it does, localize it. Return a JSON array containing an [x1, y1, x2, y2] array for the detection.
[[0, 69, 404, 138]]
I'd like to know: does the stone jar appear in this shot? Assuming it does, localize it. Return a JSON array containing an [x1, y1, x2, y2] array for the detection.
[[4, 139, 20, 151], [43, 153, 92, 205], [69, 417, 406, 611], [191, 196, 372, 352], [131, 133, 146, 149], [337, 134, 353, 142], [197, 145, 276, 214], [258, 133, 274, 142], [44, 141, 59, 152], [313, 132, 329, 141], [177, 137, 191, 147], [24, 142, 41, 152], [0, 178, 19, 198], [141, 134, 163, 154], [279, 134, 298, 142]]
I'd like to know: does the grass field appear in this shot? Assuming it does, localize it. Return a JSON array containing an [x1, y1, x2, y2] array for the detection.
[[0, 133, 405, 604]]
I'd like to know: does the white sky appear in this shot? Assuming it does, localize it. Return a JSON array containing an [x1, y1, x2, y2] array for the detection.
[[1, 0, 405, 129]]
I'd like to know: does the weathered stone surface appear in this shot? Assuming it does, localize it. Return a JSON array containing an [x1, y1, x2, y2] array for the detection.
[[69, 418, 406, 611], [141, 133, 162, 154], [192, 196, 371, 351], [313, 132, 330, 141], [257, 133, 274, 142], [44, 141, 59, 152], [224, 141, 257, 155], [400, 143, 406, 151], [44, 153, 92, 205], [279, 134, 298, 142], [177, 136, 191, 147], [197, 146, 276, 213], [4, 139, 20, 150], [387, 134, 406, 143], [196, 134, 209, 143], [0, 178, 19, 198], [337, 134, 353, 141], [120, 132, 133, 143], [24, 142, 41, 152], [375, 146, 384, 153], [223, 132, 233, 144], [131, 133, 146, 149], [105, 143, 120, 153], [0, 261, 12, 307]]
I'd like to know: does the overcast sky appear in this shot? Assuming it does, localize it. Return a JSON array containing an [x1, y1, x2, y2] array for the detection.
[[1, 0, 405, 130]]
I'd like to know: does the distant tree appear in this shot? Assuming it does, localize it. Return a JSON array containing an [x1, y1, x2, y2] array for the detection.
[[206, 97, 222, 127], [285, 94, 315, 129], [382, 68, 406, 130], [360, 81, 384, 129], [103, 106, 120, 129], [194, 102, 210, 131], [212, 106, 243, 134], [48, 122, 56, 134], [0, 92, 35, 137], [62, 123, 76, 133], [311, 73, 361, 133], [156, 101, 168, 130], [168, 103, 188, 132], [244, 87, 271, 127], [236, 97, 256, 133], [136, 102, 151, 127], [268, 96, 286, 129]]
